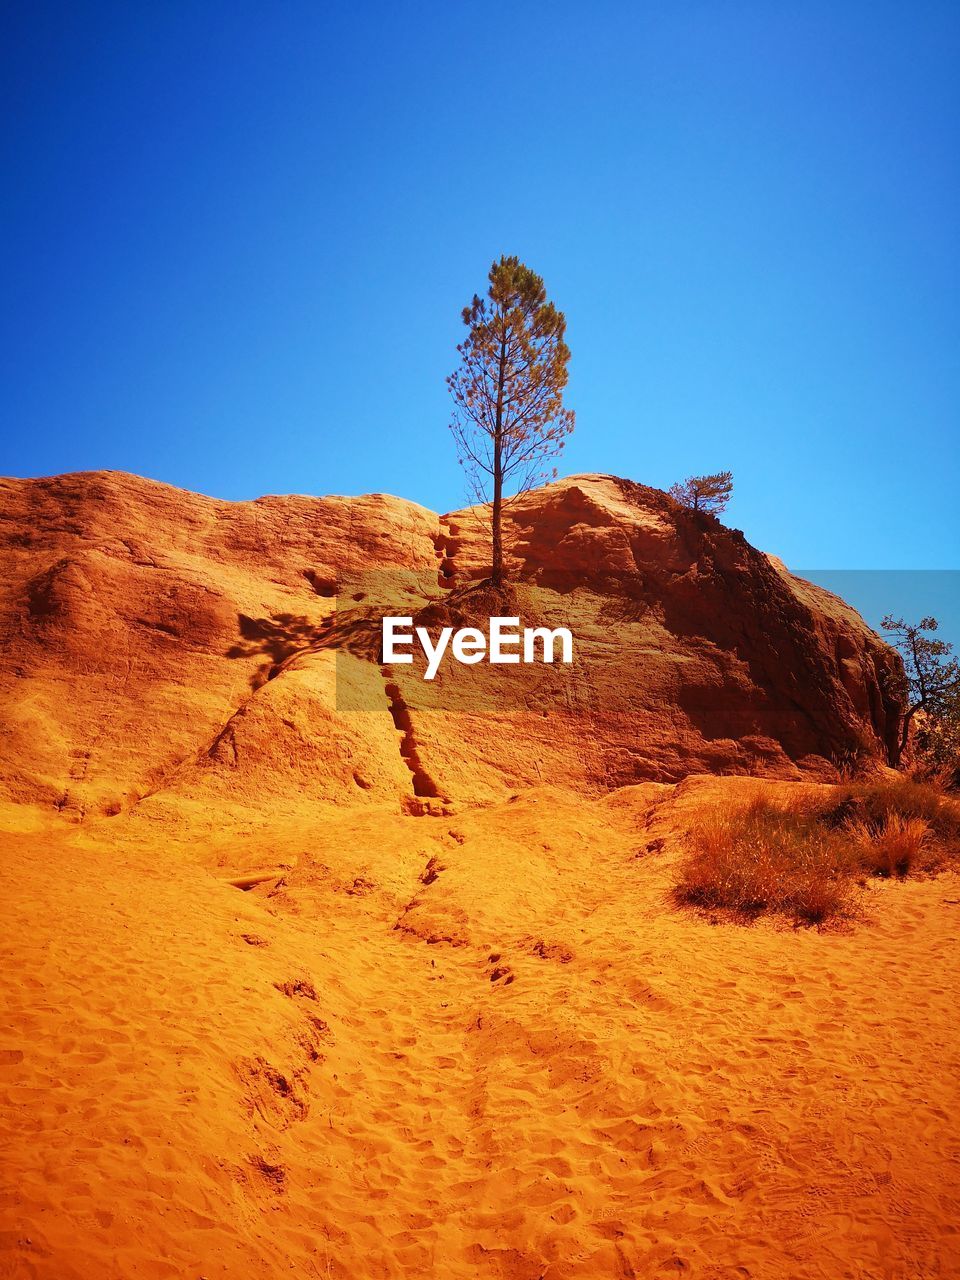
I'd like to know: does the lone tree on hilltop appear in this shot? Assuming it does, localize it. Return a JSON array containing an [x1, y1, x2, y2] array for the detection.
[[447, 255, 575, 587], [883, 615, 960, 769], [669, 471, 734, 516]]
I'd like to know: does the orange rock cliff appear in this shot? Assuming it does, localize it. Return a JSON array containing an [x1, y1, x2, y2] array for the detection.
[[0, 469, 903, 821]]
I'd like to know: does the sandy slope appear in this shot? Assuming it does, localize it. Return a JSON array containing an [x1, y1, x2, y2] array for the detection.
[[2, 778, 958, 1279]]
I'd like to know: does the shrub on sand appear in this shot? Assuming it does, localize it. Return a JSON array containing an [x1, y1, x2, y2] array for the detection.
[[826, 778, 960, 870], [846, 815, 931, 879], [674, 779, 960, 929], [675, 797, 857, 926]]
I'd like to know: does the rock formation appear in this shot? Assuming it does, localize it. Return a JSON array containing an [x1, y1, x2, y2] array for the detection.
[[0, 469, 903, 820]]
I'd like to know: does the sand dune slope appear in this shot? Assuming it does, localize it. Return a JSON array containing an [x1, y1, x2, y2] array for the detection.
[[2, 780, 958, 1279]]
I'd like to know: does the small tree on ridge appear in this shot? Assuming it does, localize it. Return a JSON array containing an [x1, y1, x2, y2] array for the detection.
[[447, 255, 575, 588], [669, 471, 734, 516]]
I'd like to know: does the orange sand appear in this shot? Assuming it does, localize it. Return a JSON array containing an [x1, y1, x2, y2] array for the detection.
[[2, 776, 958, 1279]]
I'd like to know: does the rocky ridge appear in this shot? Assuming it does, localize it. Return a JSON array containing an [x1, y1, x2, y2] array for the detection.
[[0, 469, 903, 820]]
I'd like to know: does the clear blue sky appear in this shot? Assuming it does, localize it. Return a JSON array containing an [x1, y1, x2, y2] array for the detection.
[[2, 1, 958, 588]]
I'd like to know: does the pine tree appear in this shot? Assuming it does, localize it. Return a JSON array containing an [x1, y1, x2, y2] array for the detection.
[[447, 256, 575, 587], [668, 471, 734, 516]]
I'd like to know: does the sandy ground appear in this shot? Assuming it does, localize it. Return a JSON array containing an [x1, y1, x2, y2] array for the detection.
[[2, 777, 959, 1279]]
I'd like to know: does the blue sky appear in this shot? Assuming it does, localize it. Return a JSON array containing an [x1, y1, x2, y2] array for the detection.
[[2, 3, 958, 606]]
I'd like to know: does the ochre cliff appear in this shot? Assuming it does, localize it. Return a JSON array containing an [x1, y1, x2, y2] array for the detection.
[[0, 470, 902, 820]]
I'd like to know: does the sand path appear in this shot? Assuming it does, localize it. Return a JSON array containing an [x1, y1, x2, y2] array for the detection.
[[2, 780, 958, 1278]]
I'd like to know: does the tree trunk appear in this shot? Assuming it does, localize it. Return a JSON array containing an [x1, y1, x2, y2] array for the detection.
[[491, 324, 507, 588], [491, 447, 503, 587], [892, 705, 917, 768]]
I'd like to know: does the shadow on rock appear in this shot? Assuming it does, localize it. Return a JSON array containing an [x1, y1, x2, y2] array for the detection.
[[227, 610, 382, 689]]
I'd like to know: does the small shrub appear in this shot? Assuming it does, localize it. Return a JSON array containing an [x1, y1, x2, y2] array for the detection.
[[675, 797, 857, 926], [826, 779, 960, 861], [904, 754, 960, 791], [674, 778, 960, 927], [846, 815, 931, 878]]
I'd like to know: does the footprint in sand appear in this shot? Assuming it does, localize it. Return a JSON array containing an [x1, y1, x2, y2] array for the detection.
[[487, 956, 515, 986]]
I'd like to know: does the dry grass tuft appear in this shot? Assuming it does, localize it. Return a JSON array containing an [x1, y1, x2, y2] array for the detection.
[[846, 815, 930, 879], [675, 797, 857, 926], [827, 777, 959, 838], [826, 778, 960, 871], [675, 779, 960, 927]]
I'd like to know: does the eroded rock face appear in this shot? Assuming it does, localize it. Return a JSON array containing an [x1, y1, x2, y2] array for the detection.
[[0, 470, 903, 817]]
